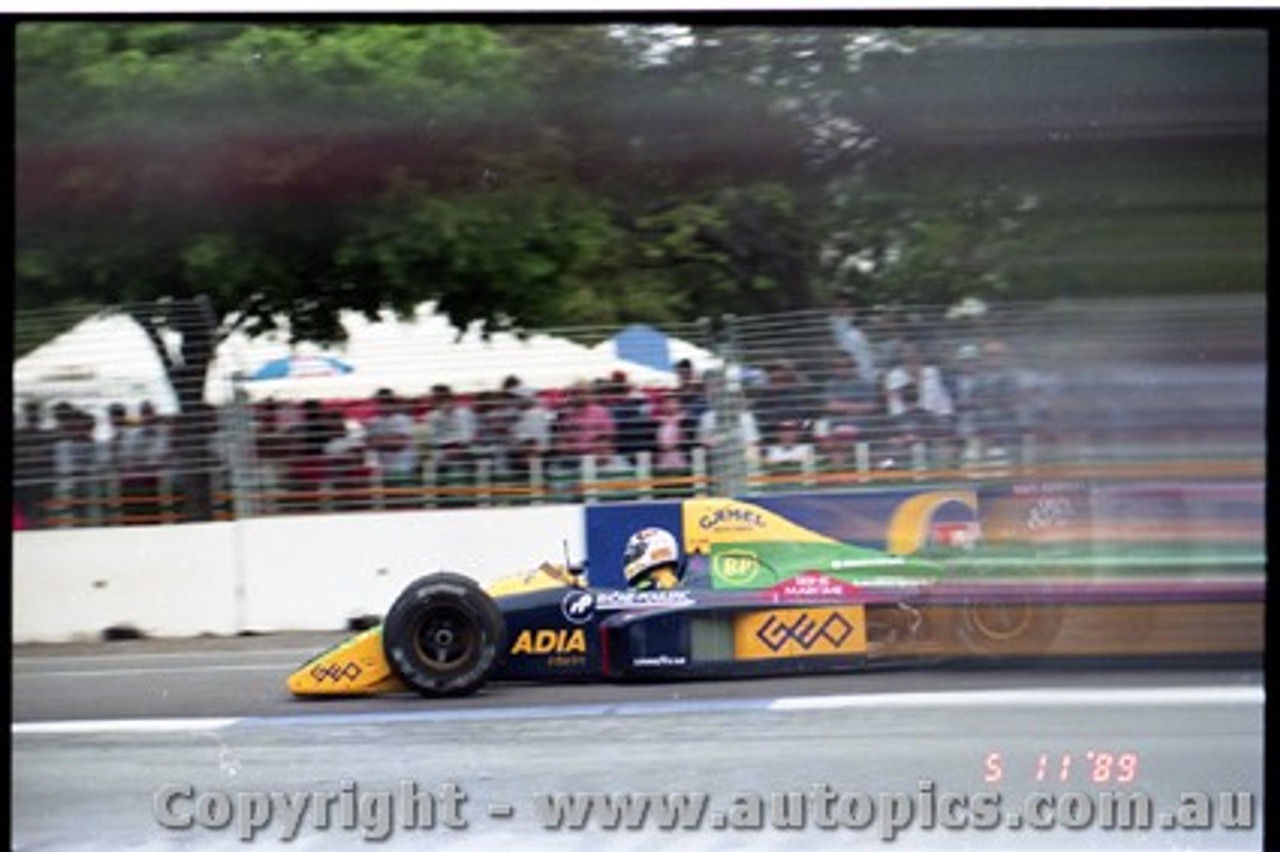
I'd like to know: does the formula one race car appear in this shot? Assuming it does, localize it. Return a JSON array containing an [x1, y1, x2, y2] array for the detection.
[[287, 498, 1068, 698]]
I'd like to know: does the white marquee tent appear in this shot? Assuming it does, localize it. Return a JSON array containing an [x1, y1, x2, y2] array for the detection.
[[231, 305, 677, 402], [14, 313, 242, 415], [14, 304, 677, 419]]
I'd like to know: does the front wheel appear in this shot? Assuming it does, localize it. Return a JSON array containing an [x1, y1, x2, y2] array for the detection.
[[951, 566, 1064, 655], [956, 597, 1063, 655], [382, 573, 506, 697]]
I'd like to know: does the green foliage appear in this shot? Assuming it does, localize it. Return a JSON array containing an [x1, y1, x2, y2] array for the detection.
[[17, 23, 524, 141], [632, 182, 818, 316], [344, 182, 617, 334], [15, 22, 1267, 385]]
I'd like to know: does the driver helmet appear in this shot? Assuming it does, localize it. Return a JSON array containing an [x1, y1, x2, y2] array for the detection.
[[623, 527, 682, 590]]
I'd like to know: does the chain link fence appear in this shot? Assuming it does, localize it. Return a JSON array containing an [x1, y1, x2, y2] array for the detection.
[[12, 295, 1265, 529]]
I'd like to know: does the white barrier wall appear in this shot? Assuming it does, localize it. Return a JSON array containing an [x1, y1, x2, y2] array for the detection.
[[13, 505, 583, 643], [14, 524, 241, 642], [238, 506, 584, 632]]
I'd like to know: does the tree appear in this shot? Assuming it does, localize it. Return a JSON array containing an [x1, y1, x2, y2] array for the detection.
[[825, 28, 1267, 303], [19, 23, 1264, 363], [17, 22, 833, 348], [16, 23, 598, 364], [16, 22, 596, 517], [502, 25, 841, 325]]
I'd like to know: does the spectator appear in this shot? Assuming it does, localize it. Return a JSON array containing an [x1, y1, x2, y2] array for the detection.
[[321, 407, 369, 511], [589, 430, 635, 478], [100, 403, 131, 477], [282, 399, 334, 510], [13, 400, 54, 528], [472, 389, 520, 480], [868, 303, 906, 378], [950, 343, 981, 457], [651, 392, 689, 473], [971, 338, 1024, 459], [696, 377, 762, 470], [166, 403, 219, 522], [51, 403, 100, 523], [762, 418, 814, 471], [252, 399, 293, 494], [115, 401, 172, 521], [367, 388, 421, 503], [672, 358, 707, 443], [475, 375, 529, 480], [884, 342, 954, 419], [953, 339, 1022, 462], [751, 358, 814, 446], [602, 371, 655, 465], [828, 289, 878, 382], [813, 355, 882, 469], [422, 383, 478, 457], [550, 382, 616, 474], [501, 374, 526, 398], [881, 383, 937, 470], [510, 387, 554, 480], [883, 341, 955, 465], [97, 402, 128, 505], [421, 385, 477, 470]]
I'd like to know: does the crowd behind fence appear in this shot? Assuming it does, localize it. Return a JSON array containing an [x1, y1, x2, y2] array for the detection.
[[12, 295, 1266, 530]]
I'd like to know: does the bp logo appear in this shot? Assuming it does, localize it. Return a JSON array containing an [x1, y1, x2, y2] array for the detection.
[[560, 589, 596, 624], [713, 549, 762, 586]]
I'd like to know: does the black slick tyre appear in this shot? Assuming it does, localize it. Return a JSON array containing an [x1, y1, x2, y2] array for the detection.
[[382, 572, 506, 697]]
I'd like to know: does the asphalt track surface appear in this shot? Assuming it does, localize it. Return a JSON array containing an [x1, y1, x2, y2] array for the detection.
[[13, 633, 1266, 851]]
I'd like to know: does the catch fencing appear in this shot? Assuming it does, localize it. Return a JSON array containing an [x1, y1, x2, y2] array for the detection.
[[12, 295, 1265, 529]]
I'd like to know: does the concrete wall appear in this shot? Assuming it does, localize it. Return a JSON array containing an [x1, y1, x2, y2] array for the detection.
[[13, 505, 583, 643], [14, 523, 241, 642]]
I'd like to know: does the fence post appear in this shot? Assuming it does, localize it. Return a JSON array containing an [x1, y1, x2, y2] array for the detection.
[[580, 455, 599, 504], [707, 313, 749, 498], [635, 451, 653, 501], [801, 447, 816, 488], [223, 391, 261, 520], [690, 446, 708, 497], [743, 453, 762, 496], [475, 457, 493, 507], [855, 441, 871, 476], [422, 459, 439, 509], [911, 441, 928, 480], [528, 455, 546, 505], [104, 473, 121, 526]]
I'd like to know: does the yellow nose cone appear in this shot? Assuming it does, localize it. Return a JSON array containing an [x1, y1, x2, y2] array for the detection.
[[287, 627, 405, 696]]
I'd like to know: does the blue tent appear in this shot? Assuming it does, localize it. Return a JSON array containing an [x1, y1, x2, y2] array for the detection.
[[609, 324, 673, 372], [247, 354, 354, 381]]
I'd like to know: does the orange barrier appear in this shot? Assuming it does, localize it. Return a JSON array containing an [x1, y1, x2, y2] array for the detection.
[[27, 456, 1262, 527]]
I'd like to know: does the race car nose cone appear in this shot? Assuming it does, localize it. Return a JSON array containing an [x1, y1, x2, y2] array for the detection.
[[286, 626, 404, 696]]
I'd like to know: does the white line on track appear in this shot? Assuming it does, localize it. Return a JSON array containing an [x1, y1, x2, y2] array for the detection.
[[14, 718, 239, 735], [12, 647, 320, 665], [13, 663, 286, 678], [12, 685, 1262, 737], [771, 685, 1264, 711]]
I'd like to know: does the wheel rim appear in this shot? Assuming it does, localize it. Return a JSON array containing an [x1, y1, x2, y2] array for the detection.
[[410, 604, 477, 673], [967, 602, 1034, 642]]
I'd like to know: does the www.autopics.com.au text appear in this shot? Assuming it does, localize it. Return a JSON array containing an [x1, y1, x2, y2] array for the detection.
[[152, 779, 1256, 842]]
